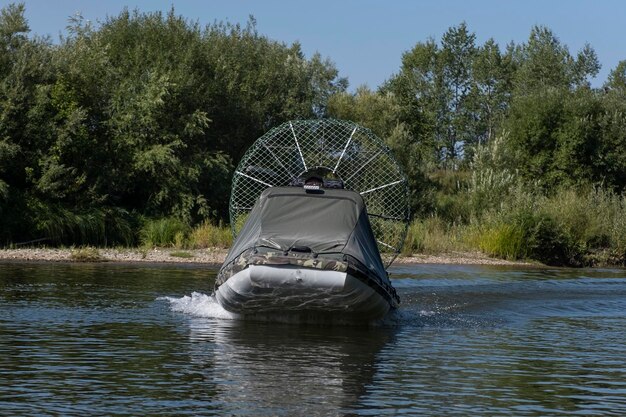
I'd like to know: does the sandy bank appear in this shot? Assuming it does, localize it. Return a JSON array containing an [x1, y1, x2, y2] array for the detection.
[[0, 247, 534, 267], [0, 248, 226, 265]]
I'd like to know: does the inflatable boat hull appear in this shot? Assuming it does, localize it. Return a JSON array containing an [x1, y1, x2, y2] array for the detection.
[[214, 264, 391, 321]]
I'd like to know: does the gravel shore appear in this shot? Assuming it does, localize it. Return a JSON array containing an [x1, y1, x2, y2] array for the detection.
[[0, 247, 533, 266]]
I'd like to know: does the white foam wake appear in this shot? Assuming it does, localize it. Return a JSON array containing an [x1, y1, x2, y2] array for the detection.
[[159, 292, 240, 320]]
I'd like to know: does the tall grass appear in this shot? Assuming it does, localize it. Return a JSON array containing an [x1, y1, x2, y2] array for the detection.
[[540, 188, 626, 265], [477, 223, 527, 260], [412, 139, 626, 266], [403, 216, 471, 255], [140, 217, 190, 248], [188, 221, 232, 249], [0, 179, 8, 201], [405, 183, 626, 266], [139, 218, 232, 249], [27, 199, 135, 246]]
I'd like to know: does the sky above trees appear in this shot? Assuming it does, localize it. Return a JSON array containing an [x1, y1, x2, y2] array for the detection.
[[17, 0, 626, 91]]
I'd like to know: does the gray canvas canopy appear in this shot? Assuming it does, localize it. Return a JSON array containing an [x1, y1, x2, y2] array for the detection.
[[229, 119, 410, 268], [223, 186, 388, 282]]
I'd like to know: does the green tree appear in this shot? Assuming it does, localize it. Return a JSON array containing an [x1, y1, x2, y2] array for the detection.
[[511, 25, 599, 94], [327, 86, 434, 215], [605, 60, 626, 93], [472, 39, 513, 144], [0, 4, 348, 244], [598, 61, 626, 191], [501, 26, 605, 191], [387, 23, 498, 169], [384, 38, 440, 167], [58, 8, 347, 221], [439, 22, 477, 164]]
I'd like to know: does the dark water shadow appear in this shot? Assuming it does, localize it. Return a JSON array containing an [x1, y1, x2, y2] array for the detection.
[[178, 316, 397, 416]]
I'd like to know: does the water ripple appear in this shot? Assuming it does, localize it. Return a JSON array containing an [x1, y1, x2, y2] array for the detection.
[[1, 262, 625, 415]]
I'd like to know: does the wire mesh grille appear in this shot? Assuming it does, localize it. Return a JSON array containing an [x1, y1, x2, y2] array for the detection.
[[229, 119, 409, 267]]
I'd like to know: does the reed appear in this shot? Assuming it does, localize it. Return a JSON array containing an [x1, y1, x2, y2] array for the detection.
[[70, 247, 103, 262], [188, 220, 232, 249], [28, 201, 135, 246], [403, 216, 469, 255], [403, 183, 626, 266], [140, 217, 190, 248], [477, 222, 527, 260]]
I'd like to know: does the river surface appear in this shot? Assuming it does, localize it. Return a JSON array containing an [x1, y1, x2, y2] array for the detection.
[[1, 262, 625, 416]]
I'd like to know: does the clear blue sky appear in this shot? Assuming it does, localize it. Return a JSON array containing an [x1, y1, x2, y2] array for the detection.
[[13, 0, 626, 90]]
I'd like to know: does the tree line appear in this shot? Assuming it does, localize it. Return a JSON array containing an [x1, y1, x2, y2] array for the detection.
[[1, 4, 625, 262], [329, 23, 626, 215], [0, 4, 345, 244]]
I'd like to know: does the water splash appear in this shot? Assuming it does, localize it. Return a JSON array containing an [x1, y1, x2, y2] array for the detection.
[[159, 292, 240, 320], [159, 291, 492, 329], [160, 292, 393, 326]]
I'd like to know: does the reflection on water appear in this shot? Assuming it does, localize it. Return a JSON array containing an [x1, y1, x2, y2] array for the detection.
[[160, 292, 393, 415], [1, 262, 626, 415], [186, 317, 392, 416]]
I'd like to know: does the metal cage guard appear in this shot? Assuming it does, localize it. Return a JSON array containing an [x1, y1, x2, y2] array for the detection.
[[229, 119, 410, 268]]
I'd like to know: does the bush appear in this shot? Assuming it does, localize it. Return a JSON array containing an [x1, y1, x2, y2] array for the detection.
[[610, 209, 626, 264], [400, 184, 626, 267], [538, 188, 626, 265], [474, 193, 582, 265], [526, 213, 581, 266]]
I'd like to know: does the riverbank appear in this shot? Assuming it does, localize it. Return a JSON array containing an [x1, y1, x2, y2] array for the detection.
[[0, 247, 535, 266]]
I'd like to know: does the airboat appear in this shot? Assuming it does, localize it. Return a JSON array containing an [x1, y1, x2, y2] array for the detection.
[[214, 119, 409, 321]]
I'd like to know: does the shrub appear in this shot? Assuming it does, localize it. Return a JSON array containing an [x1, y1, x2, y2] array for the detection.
[[610, 205, 626, 264], [525, 213, 581, 266], [23, 197, 136, 247], [474, 192, 582, 265]]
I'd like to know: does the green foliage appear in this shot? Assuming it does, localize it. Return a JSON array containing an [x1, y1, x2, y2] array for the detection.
[[472, 39, 513, 144], [490, 202, 578, 266], [0, 4, 345, 245], [511, 26, 599, 93], [70, 247, 103, 262], [541, 188, 626, 264], [403, 216, 469, 255], [137, 218, 231, 249], [188, 221, 232, 249], [327, 87, 434, 216], [0, 179, 7, 202], [385, 23, 514, 169], [478, 223, 527, 260], [402, 183, 626, 266], [468, 186, 626, 266], [327, 87, 402, 139], [0, 193, 135, 246], [465, 133, 520, 214], [2, 3, 626, 268], [140, 217, 190, 248]]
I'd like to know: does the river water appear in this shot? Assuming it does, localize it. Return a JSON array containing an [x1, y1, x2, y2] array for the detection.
[[1, 262, 625, 416]]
